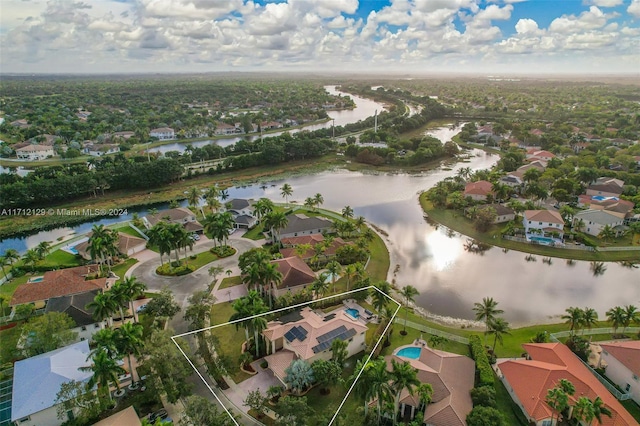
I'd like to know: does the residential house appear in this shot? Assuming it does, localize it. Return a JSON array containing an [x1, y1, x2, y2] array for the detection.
[[526, 149, 556, 164], [479, 204, 515, 224], [149, 127, 175, 141], [269, 257, 316, 299], [93, 406, 142, 426], [384, 346, 474, 425], [280, 234, 352, 261], [214, 122, 237, 135], [223, 199, 258, 229], [523, 210, 565, 238], [75, 231, 147, 260], [586, 177, 624, 198], [276, 214, 333, 242], [110, 131, 135, 141], [499, 174, 523, 188], [497, 343, 636, 426], [15, 145, 55, 161], [573, 209, 625, 237], [577, 195, 634, 220], [11, 341, 93, 426], [598, 341, 640, 405], [44, 290, 107, 342], [463, 180, 493, 201], [511, 161, 547, 180], [84, 143, 120, 157], [142, 207, 203, 233], [262, 307, 367, 388], [10, 265, 114, 311]]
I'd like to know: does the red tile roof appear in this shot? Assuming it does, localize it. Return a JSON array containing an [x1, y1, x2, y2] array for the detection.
[[11, 265, 108, 306], [280, 236, 351, 259], [464, 180, 493, 197], [498, 343, 636, 426], [271, 257, 316, 289], [599, 341, 640, 377]]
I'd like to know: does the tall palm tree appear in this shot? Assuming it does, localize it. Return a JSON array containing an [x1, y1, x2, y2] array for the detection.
[[545, 387, 569, 426], [280, 183, 293, 207], [389, 359, 420, 424], [115, 322, 144, 384], [253, 198, 274, 221], [343, 263, 358, 292], [562, 307, 584, 335], [80, 349, 125, 402], [342, 206, 354, 219], [313, 193, 324, 211], [109, 282, 129, 323], [369, 358, 393, 425], [260, 261, 282, 308], [326, 260, 342, 293], [349, 358, 376, 418], [416, 383, 433, 412], [119, 276, 147, 323], [22, 249, 40, 272], [372, 281, 392, 314], [90, 328, 119, 359], [186, 186, 203, 216], [311, 272, 330, 306], [3, 248, 20, 265], [573, 396, 595, 426], [35, 241, 52, 260], [263, 211, 288, 243], [88, 225, 118, 273], [598, 224, 616, 244], [87, 292, 118, 327], [0, 256, 8, 282], [250, 315, 268, 358], [622, 305, 639, 334], [591, 396, 612, 425], [606, 306, 626, 334], [581, 307, 598, 335], [472, 297, 504, 343], [400, 285, 419, 333], [147, 222, 172, 267], [487, 318, 511, 352]]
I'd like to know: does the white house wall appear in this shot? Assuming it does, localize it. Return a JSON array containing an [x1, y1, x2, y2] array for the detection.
[[601, 352, 640, 405]]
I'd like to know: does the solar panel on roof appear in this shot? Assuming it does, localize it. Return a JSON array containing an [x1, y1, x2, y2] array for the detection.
[[284, 330, 296, 342], [317, 325, 347, 343], [323, 313, 336, 321]]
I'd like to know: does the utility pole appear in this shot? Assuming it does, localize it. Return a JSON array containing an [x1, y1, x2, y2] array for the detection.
[[374, 110, 378, 133]]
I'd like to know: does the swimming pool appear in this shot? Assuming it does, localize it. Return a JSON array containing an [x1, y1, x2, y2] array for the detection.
[[28, 276, 44, 283], [345, 308, 359, 319], [528, 236, 556, 245], [396, 347, 421, 359], [68, 247, 79, 255]]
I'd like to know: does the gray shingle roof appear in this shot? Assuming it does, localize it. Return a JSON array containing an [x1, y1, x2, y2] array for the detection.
[[575, 209, 623, 226], [280, 214, 332, 235], [45, 290, 99, 327], [12, 341, 92, 421]]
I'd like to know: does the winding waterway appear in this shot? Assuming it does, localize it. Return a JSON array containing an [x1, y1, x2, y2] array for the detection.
[[2, 103, 638, 325], [149, 86, 386, 154]]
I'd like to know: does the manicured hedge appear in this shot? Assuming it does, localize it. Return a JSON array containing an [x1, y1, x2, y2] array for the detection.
[[156, 263, 195, 276], [469, 335, 495, 387]]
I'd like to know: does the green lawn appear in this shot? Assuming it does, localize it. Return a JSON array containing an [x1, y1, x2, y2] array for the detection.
[[209, 301, 252, 383], [380, 323, 470, 357], [365, 229, 390, 282], [242, 225, 267, 240], [0, 275, 28, 300], [622, 400, 640, 423], [41, 250, 83, 268], [494, 372, 528, 425], [420, 196, 640, 261], [111, 258, 138, 280], [219, 276, 243, 289], [113, 225, 145, 238]]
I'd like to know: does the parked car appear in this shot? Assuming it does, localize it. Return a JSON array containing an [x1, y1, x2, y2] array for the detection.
[[149, 409, 169, 422], [136, 304, 147, 313], [190, 233, 200, 241]]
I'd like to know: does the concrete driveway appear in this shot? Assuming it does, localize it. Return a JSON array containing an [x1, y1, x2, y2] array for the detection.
[[128, 232, 261, 335], [223, 360, 281, 416]]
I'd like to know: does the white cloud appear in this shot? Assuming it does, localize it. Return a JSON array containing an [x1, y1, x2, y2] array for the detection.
[[628, 0, 640, 17], [515, 18, 543, 35], [586, 0, 622, 7], [548, 6, 608, 33]]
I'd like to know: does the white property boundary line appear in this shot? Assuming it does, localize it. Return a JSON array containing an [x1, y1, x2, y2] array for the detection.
[[171, 285, 401, 426]]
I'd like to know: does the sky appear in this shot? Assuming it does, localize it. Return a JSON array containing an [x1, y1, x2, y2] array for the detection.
[[0, 0, 639, 75]]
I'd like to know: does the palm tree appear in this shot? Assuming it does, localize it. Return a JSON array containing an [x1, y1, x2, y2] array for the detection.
[[187, 186, 202, 214], [22, 249, 40, 272], [147, 222, 172, 267], [250, 314, 268, 358], [88, 225, 118, 273], [581, 307, 598, 334], [263, 211, 288, 243], [343, 263, 359, 292], [562, 307, 584, 335], [622, 305, 639, 334], [253, 198, 274, 221], [260, 261, 282, 308], [400, 285, 419, 334], [545, 387, 569, 426], [487, 318, 511, 352], [0, 256, 8, 282], [326, 260, 342, 293], [87, 292, 118, 327], [109, 282, 129, 323], [313, 193, 324, 211], [349, 358, 376, 418], [119, 276, 147, 323], [342, 206, 354, 219], [304, 197, 315, 210], [416, 383, 433, 412], [280, 183, 293, 207], [3, 248, 20, 265], [389, 359, 420, 424], [115, 322, 144, 384], [598, 224, 616, 244], [591, 396, 612, 425], [573, 396, 595, 426], [80, 349, 125, 402], [90, 328, 119, 359], [372, 281, 392, 314], [473, 297, 504, 343], [368, 358, 393, 425], [35, 241, 52, 260], [311, 272, 330, 306]]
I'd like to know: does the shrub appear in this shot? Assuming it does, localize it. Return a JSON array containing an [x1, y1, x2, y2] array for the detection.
[[466, 406, 507, 426], [470, 386, 497, 408], [469, 335, 494, 387], [210, 246, 235, 258], [156, 263, 195, 276]]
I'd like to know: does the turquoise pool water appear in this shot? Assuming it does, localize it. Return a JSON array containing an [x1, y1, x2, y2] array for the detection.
[[396, 347, 421, 359], [345, 308, 359, 319], [529, 236, 555, 245], [29, 277, 44, 283]]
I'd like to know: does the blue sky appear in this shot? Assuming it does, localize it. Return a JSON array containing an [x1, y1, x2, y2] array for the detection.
[[0, 0, 638, 74]]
